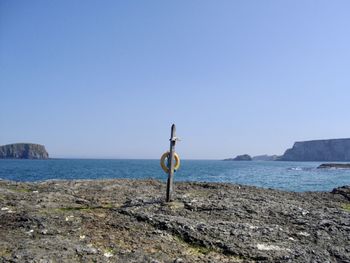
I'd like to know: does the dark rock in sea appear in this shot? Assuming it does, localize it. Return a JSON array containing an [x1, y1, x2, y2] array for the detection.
[[0, 179, 349, 262], [279, 138, 350, 161], [224, 154, 252, 161], [233, 154, 252, 161], [0, 143, 49, 159], [252, 155, 280, 161], [318, 163, 350, 169]]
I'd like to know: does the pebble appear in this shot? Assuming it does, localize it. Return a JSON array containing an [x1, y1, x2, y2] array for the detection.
[[65, 215, 74, 221], [76, 244, 97, 255], [26, 229, 34, 235], [297, 231, 311, 237], [104, 251, 113, 258]]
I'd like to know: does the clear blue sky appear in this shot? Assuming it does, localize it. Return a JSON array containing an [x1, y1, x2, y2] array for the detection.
[[1, 1, 350, 159]]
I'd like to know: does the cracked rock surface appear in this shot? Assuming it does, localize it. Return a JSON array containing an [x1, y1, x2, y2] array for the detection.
[[0, 179, 349, 262]]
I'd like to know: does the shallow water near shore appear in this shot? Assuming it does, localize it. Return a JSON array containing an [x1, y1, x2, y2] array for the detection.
[[0, 159, 349, 192]]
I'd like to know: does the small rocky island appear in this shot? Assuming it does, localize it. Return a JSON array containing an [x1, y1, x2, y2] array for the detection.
[[224, 154, 252, 161], [0, 179, 349, 262], [0, 143, 49, 159]]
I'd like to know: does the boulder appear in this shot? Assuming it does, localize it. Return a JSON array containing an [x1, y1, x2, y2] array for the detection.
[[331, 185, 350, 201]]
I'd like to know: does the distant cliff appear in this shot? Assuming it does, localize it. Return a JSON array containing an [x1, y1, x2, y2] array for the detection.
[[0, 143, 49, 159], [279, 138, 350, 161]]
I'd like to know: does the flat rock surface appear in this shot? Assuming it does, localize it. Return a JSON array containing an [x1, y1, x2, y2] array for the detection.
[[0, 179, 349, 262]]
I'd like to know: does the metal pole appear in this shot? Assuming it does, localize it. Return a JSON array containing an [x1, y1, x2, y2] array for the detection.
[[166, 124, 176, 202]]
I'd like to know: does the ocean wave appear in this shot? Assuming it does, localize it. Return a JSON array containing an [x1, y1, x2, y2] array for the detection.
[[288, 167, 303, 171]]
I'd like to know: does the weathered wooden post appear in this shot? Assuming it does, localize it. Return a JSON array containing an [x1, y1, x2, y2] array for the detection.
[[166, 124, 176, 202], [160, 124, 180, 202]]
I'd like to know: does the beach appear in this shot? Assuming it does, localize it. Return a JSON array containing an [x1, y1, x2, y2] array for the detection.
[[0, 179, 349, 262]]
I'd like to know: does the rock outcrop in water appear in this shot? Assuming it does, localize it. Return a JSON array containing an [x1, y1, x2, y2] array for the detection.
[[224, 154, 252, 161], [279, 138, 350, 161], [318, 163, 350, 169], [0, 179, 349, 262], [0, 143, 49, 159]]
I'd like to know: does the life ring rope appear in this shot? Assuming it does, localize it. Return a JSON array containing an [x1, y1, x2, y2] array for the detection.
[[160, 151, 180, 173]]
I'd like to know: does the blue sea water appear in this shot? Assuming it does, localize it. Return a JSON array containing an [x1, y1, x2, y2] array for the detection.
[[0, 159, 349, 192]]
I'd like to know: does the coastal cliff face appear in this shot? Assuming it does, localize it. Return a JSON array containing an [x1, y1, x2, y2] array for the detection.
[[280, 138, 350, 161], [0, 143, 49, 159]]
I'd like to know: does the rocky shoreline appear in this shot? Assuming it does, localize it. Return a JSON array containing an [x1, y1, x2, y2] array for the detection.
[[0, 179, 349, 262]]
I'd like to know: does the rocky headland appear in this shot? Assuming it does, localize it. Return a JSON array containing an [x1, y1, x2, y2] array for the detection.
[[279, 138, 350, 161], [0, 143, 49, 159], [0, 179, 349, 262]]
